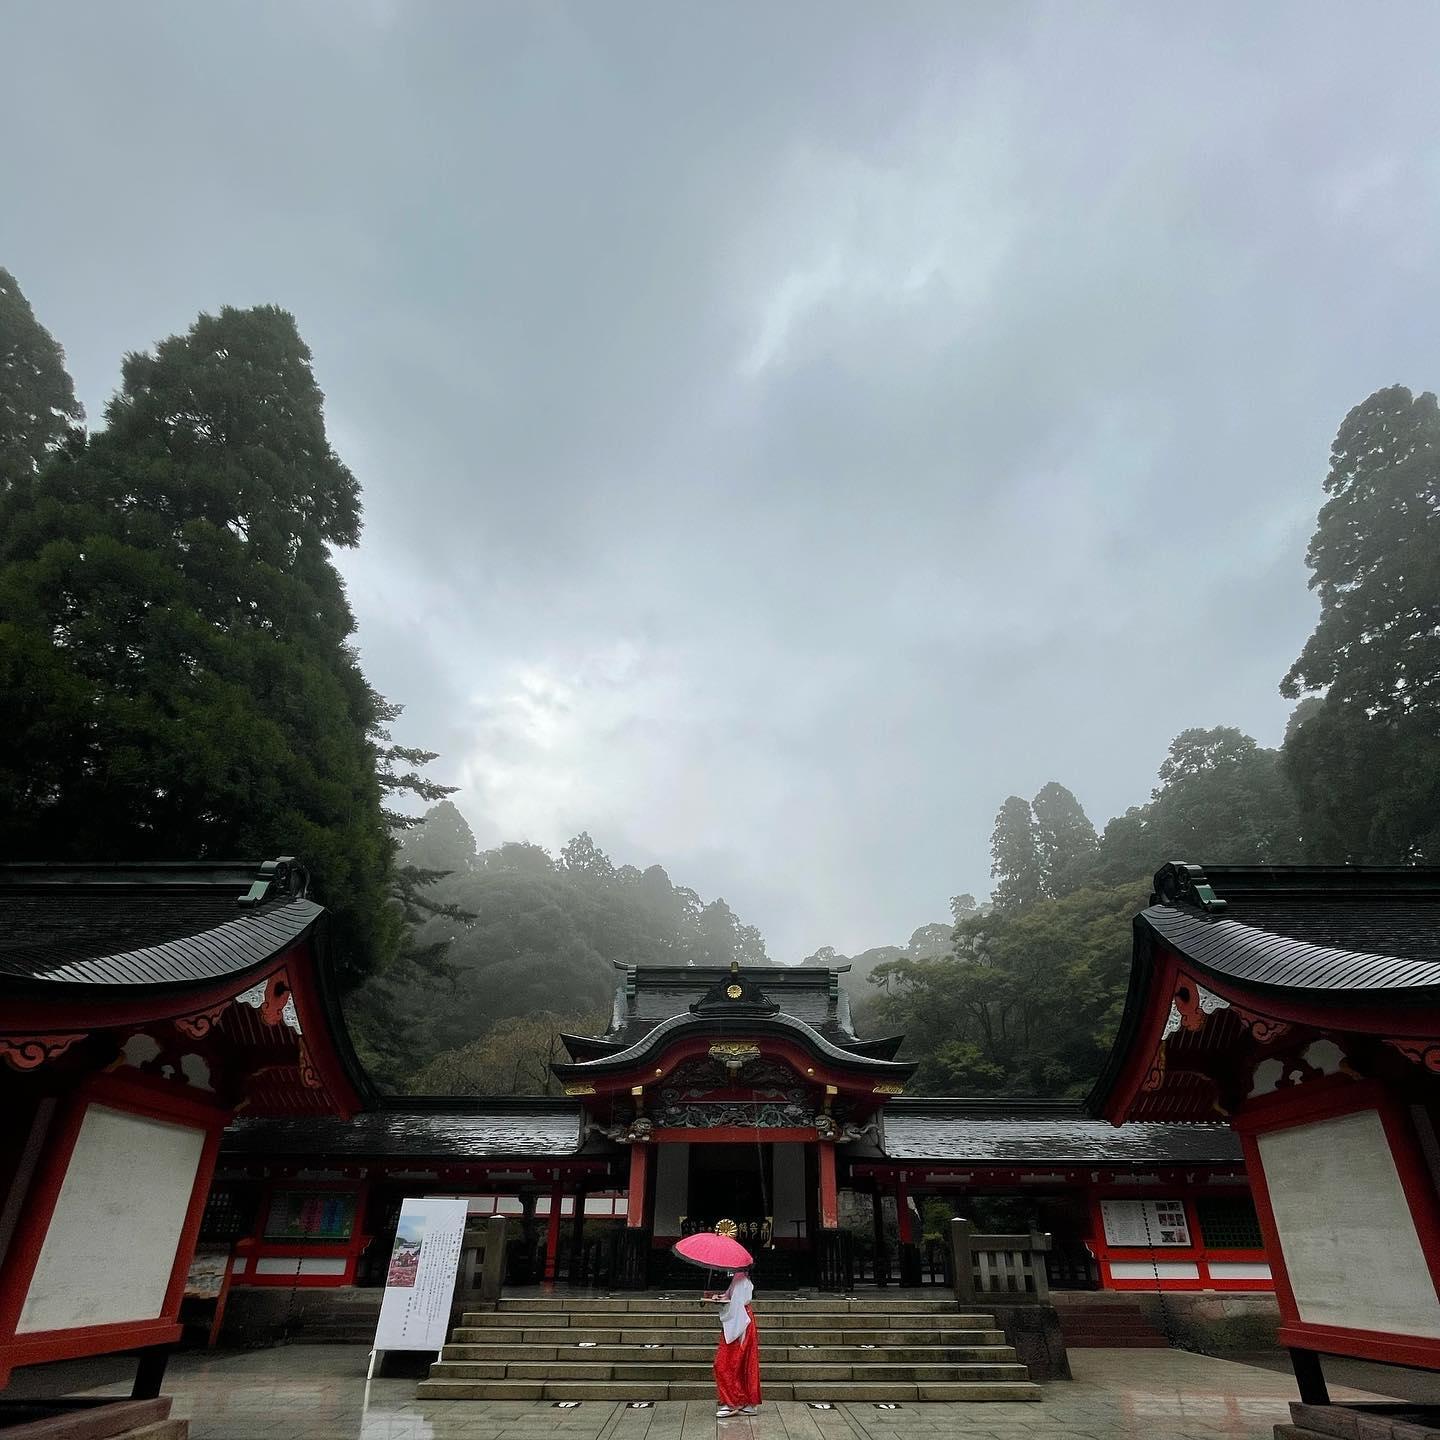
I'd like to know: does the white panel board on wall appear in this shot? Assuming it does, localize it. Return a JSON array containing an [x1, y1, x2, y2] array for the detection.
[[1110, 1261, 1199, 1280], [1208, 1262, 1271, 1281], [1100, 1199, 1190, 1247], [1258, 1109, 1440, 1337], [17, 1105, 206, 1333]]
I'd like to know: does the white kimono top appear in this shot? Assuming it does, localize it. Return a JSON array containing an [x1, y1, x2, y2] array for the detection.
[[719, 1273, 754, 1344]]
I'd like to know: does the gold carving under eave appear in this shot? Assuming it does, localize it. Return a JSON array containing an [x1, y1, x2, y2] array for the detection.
[[564, 1082, 596, 1095], [709, 1043, 761, 1062], [714, 1218, 739, 1238], [872, 1082, 905, 1095], [726, 983, 744, 999]]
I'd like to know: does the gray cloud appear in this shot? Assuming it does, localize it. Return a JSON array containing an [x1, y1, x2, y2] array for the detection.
[[4, 0, 1439, 957]]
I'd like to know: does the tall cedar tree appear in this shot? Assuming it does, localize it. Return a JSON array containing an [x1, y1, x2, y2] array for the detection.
[[1030, 781, 1098, 898], [0, 267, 84, 490], [1282, 386, 1440, 859], [989, 795, 1044, 910], [0, 301, 444, 985]]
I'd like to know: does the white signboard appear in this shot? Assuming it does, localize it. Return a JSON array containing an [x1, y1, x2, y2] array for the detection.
[[1100, 1199, 1191, 1248], [372, 1197, 468, 1357], [1258, 1109, 1440, 1337], [18, 1105, 206, 1333]]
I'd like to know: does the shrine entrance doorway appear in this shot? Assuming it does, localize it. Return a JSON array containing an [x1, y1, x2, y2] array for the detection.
[[684, 1141, 771, 1240]]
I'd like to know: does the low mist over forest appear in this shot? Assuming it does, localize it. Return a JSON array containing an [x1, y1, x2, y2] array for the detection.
[[4, 268, 1438, 1101], [349, 384, 1440, 1097]]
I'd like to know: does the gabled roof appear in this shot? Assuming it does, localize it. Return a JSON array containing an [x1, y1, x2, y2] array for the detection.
[[0, 858, 373, 1115], [225, 1096, 582, 1160], [1089, 861, 1440, 1123], [560, 961, 909, 1071], [881, 1097, 1241, 1165], [551, 1009, 917, 1085], [604, 963, 862, 1045], [0, 859, 322, 990]]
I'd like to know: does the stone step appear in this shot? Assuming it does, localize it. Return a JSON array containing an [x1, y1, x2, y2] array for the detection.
[[441, 1342, 1021, 1365], [1065, 1335, 1170, 1348], [429, 1361, 1030, 1383], [495, 1296, 962, 1314], [463, 1307, 1002, 1324], [416, 1378, 1041, 1403], [448, 1325, 1008, 1347]]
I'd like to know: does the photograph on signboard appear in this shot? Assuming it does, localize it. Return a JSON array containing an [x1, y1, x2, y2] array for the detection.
[[386, 1212, 426, 1289]]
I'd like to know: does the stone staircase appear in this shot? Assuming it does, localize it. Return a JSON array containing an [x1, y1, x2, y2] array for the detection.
[[1055, 1296, 1169, 1349], [417, 1294, 1041, 1403]]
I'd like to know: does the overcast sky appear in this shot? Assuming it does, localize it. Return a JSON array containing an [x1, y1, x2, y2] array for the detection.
[[4, 1, 1439, 960]]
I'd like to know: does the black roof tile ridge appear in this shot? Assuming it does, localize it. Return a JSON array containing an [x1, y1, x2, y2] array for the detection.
[[374, 1094, 582, 1113]]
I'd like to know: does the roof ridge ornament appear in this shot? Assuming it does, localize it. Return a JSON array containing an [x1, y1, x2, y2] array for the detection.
[[239, 857, 308, 908], [690, 966, 781, 1017], [1152, 861, 1227, 913]]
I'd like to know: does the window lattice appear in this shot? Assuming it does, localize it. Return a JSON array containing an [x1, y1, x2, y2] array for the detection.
[[198, 1183, 258, 1242], [1195, 1196, 1263, 1250]]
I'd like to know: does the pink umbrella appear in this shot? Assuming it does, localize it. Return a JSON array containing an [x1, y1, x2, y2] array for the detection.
[[673, 1231, 754, 1272]]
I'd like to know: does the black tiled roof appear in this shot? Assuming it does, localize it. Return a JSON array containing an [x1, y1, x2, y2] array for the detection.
[[224, 1097, 582, 1159], [881, 1098, 1242, 1164], [597, 964, 862, 1051], [0, 860, 322, 990], [553, 1010, 916, 1081], [1140, 903, 1440, 997], [1141, 863, 1440, 999], [1088, 862, 1440, 1119]]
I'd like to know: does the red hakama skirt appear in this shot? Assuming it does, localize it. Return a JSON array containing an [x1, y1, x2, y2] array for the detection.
[[714, 1307, 762, 1408]]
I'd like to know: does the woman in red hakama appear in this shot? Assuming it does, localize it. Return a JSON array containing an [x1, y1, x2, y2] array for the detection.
[[707, 1268, 761, 1416]]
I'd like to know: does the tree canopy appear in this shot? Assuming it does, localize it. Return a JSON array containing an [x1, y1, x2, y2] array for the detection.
[[1281, 386, 1440, 861], [346, 806, 774, 1090], [0, 281, 447, 988], [0, 267, 83, 490]]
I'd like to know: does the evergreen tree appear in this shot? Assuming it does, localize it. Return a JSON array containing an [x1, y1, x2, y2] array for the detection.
[[1031, 781, 1098, 898], [400, 797, 478, 879], [0, 267, 84, 491], [0, 302, 442, 985], [1088, 727, 1300, 882], [561, 830, 616, 878], [989, 795, 1043, 910], [1282, 386, 1440, 859]]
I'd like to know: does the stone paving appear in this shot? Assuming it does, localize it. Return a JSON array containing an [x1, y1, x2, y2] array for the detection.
[[76, 1343, 1390, 1440]]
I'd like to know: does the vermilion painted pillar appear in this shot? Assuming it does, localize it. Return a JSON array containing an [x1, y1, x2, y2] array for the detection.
[[818, 1142, 838, 1229], [626, 1145, 649, 1228], [544, 1174, 564, 1282]]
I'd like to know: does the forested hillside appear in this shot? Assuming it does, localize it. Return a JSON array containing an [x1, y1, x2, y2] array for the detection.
[[816, 386, 1440, 1099], [347, 804, 771, 1090]]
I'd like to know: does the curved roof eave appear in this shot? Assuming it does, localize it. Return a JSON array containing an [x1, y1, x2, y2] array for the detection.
[[551, 1010, 916, 1079], [1139, 903, 1440, 1000], [0, 898, 326, 992]]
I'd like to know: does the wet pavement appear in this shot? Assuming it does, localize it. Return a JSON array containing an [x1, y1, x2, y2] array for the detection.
[[53, 1342, 1397, 1440]]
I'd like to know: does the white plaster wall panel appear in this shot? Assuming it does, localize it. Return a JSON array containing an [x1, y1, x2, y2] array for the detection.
[[1258, 1109, 1440, 1337], [1110, 1261, 1200, 1280], [1208, 1262, 1272, 1281], [297, 1257, 348, 1276], [17, 1105, 206, 1333]]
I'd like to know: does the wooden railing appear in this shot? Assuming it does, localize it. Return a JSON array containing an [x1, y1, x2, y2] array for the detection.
[[949, 1218, 1051, 1304], [816, 1229, 855, 1292]]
